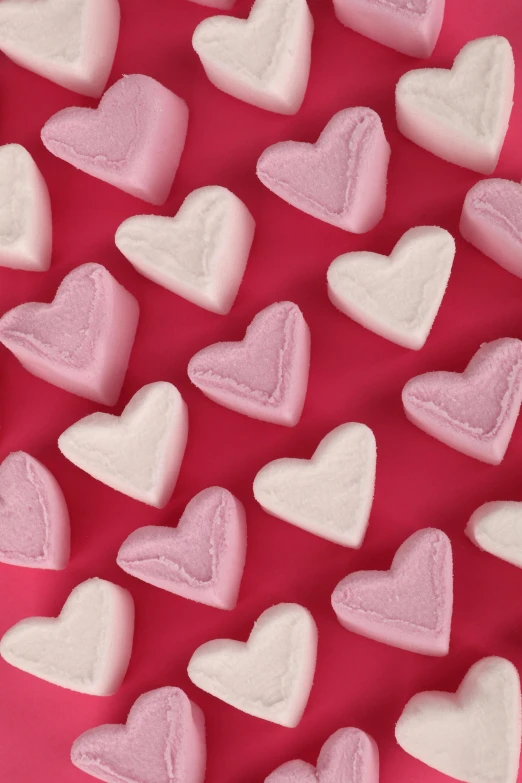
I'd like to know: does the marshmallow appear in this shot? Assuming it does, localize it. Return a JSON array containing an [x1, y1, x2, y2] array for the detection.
[[0, 144, 52, 271], [187, 603, 317, 727], [265, 727, 379, 783], [115, 186, 255, 314], [58, 382, 188, 508], [328, 226, 455, 349], [188, 301, 310, 426], [0, 578, 134, 695], [466, 501, 522, 569], [395, 657, 522, 783], [333, 0, 444, 58], [402, 338, 522, 464], [253, 423, 376, 547], [257, 108, 390, 233], [192, 0, 313, 114], [41, 74, 189, 205], [71, 687, 206, 783], [189, 0, 236, 7], [117, 487, 246, 610], [396, 37, 515, 174], [0, 263, 139, 405], [332, 529, 453, 656], [0, 0, 120, 97], [460, 179, 522, 279], [0, 451, 69, 571]]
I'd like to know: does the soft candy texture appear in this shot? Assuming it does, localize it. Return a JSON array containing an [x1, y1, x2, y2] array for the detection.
[[332, 529, 453, 656], [466, 501, 522, 569], [192, 0, 314, 114], [117, 487, 247, 610], [253, 423, 376, 547], [58, 382, 188, 508], [0, 263, 139, 405], [41, 74, 189, 205], [333, 0, 444, 58], [396, 37, 515, 174], [115, 186, 255, 314], [0, 144, 52, 271], [327, 226, 455, 349], [402, 338, 522, 464], [265, 727, 379, 783], [71, 687, 206, 783], [0, 452, 69, 570], [0, 578, 134, 695], [187, 603, 317, 727], [188, 301, 310, 426], [257, 108, 390, 233], [460, 179, 522, 279], [395, 657, 522, 783], [0, 0, 120, 97]]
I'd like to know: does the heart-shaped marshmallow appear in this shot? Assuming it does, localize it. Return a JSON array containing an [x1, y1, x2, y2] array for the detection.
[[0, 0, 120, 97], [115, 186, 255, 314], [333, 0, 444, 58], [328, 226, 455, 349], [257, 108, 390, 233], [265, 727, 379, 783], [58, 382, 188, 508], [396, 36, 515, 174], [332, 529, 453, 656], [402, 338, 522, 464], [187, 603, 317, 727], [0, 262, 139, 405], [466, 501, 522, 569], [188, 301, 310, 426], [0, 451, 69, 570], [71, 687, 206, 783], [0, 577, 134, 695], [41, 74, 189, 205], [0, 144, 52, 271], [117, 487, 247, 610], [395, 657, 522, 783], [460, 179, 522, 279], [254, 423, 376, 547], [192, 0, 314, 114]]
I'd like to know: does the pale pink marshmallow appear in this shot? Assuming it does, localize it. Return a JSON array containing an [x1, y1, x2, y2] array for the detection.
[[188, 301, 310, 426], [0, 263, 139, 406], [41, 74, 189, 205], [71, 687, 206, 783], [117, 487, 247, 610], [0, 451, 69, 570], [466, 501, 522, 570], [402, 338, 522, 464], [257, 108, 390, 233], [332, 529, 453, 656]]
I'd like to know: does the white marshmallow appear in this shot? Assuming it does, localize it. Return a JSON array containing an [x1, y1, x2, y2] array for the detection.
[[58, 382, 188, 508], [327, 226, 455, 349], [466, 501, 522, 569], [187, 603, 317, 727], [253, 423, 376, 547]]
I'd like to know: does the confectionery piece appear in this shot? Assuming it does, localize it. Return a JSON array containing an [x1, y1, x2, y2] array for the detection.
[[466, 501, 522, 569]]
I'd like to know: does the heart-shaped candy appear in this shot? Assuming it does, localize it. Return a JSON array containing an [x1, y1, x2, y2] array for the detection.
[[332, 529, 453, 656], [402, 338, 522, 464], [115, 186, 255, 314], [0, 262, 139, 405], [257, 107, 390, 233], [466, 501, 522, 569]]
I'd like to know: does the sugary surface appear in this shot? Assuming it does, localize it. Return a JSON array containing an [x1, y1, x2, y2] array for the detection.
[[466, 501, 522, 569]]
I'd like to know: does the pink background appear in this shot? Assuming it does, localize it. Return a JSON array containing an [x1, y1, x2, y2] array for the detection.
[[1, 0, 522, 780]]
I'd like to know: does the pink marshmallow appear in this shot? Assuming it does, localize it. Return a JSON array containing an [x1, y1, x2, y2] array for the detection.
[[117, 487, 247, 610], [333, 0, 444, 58], [0, 451, 69, 571], [71, 687, 206, 783], [41, 74, 189, 205], [188, 301, 310, 426], [0, 262, 139, 406], [257, 107, 390, 233], [403, 338, 522, 464], [332, 529, 453, 656]]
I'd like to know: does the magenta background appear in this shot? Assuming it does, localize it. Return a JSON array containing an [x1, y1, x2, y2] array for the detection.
[[1, 0, 522, 781]]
